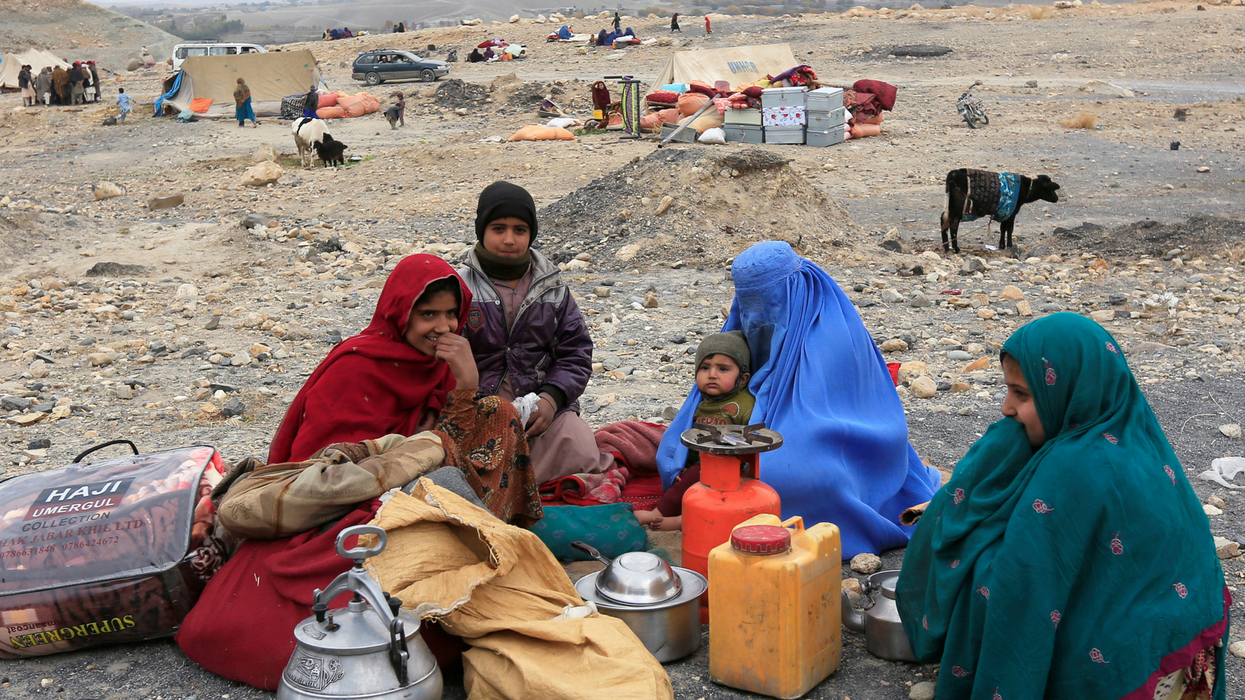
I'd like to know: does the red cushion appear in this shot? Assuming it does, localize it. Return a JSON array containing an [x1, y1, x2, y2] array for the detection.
[[646, 90, 680, 104]]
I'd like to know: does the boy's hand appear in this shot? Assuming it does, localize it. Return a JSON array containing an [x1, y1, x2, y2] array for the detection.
[[526, 394, 556, 436], [434, 333, 478, 391]]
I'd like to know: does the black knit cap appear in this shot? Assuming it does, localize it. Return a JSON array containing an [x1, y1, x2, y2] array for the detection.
[[475, 181, 538, 244]]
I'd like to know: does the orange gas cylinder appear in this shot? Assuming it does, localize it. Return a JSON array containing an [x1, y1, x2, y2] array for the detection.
[[680, 424, 783, 624]]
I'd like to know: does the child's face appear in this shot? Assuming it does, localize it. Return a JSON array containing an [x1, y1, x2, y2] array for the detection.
[[403, 291, 459, 357], [696, 354, 744, 397], [481, 217, 531, 258], [1001, 354, 1046, 448]]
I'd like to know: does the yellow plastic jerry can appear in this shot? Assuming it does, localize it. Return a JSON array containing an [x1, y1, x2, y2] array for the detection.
[[708, 514, 842, 699]]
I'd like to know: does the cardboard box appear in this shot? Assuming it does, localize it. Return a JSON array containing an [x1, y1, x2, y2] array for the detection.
[[762, 105, 806, 127], [764, 125, 805, 145], [724, 124, 765, 144], [806, 126, 846, 147], [760, 86, 807, 108], [724, 108, 763, 126], [807, 108, 846, 132], [806, 87, 845, 112]]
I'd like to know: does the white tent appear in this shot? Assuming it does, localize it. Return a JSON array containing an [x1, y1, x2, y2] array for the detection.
[[158, 50, 319, 118], [650, 44, 798, 91], [0, 50, 70, 90]]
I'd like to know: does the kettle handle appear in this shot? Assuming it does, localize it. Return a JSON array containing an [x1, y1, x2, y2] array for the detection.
[[337, 524, 387, 565]]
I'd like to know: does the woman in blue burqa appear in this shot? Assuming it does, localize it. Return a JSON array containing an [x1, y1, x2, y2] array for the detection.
[[657, 241, 942, 557]]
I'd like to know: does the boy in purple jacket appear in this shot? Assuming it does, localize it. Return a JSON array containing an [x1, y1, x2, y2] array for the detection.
[[458, 182, 614, 484]]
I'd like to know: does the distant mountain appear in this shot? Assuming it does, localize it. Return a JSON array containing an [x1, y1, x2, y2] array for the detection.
[[2, 0, 180, 69]]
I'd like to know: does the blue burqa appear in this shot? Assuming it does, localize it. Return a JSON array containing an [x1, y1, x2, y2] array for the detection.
[[656, 242, 942, 558]]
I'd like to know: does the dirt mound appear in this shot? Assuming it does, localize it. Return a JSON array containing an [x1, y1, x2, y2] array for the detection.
[[432, 79, 491, 109], [537, 147, 865, 269], [1040, 215, 1245, 260]]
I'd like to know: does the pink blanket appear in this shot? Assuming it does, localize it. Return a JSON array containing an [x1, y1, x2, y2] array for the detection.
[[594, 421, 667, 476]]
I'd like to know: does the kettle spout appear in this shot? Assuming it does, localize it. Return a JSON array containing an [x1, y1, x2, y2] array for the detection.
[[841, 588, 866, 634]]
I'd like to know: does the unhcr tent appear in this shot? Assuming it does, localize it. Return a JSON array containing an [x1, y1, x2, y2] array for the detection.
[[650, 43, 797, 92], [157, 49, 318, 118], [0, 50, 70, 90]]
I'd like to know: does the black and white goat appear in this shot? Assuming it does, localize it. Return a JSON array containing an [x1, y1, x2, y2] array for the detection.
[[939, 169, 1061, 254], [292, 117, 331, 168]]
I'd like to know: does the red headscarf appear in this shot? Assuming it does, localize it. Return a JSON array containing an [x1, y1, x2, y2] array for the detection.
[[267, 255, 471, 463]]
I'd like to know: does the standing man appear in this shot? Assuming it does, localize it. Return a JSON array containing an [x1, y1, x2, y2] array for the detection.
[[612, 12, 621, 32], [18, 65, 34, 107], [670, 12, 681, 32], [89, 61, 101, 103], [51, 64, 68, 105], [302, 84, 319, 119], [67, 61, 85, 104], [35, 66, 52, 106]]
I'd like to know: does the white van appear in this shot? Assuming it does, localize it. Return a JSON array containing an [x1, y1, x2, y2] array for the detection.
[[171, 43, 267, 71]]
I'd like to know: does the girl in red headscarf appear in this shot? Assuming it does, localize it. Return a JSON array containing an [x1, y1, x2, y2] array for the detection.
[[178, 255, 541, 691]]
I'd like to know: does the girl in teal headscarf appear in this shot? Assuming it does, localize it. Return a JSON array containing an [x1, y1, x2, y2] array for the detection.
[[897, 313, 1229, 700]]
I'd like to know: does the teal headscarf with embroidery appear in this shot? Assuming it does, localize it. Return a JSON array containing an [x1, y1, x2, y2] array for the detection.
[[897, 313, 1228, 700]]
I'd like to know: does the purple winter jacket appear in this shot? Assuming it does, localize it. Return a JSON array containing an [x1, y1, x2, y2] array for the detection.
[[458, 248, 594, 416]]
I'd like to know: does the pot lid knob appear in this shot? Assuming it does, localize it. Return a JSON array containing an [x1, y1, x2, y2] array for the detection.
[[731, 525, 790, 555]]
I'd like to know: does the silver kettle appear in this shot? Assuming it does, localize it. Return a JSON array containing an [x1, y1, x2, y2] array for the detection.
[[840, 569, 918, 663], [277, 525, 443, 700]]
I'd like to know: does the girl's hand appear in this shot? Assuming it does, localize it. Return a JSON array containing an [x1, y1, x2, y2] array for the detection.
[[434, 333, 478, 390], [525, 395, 556, 436]]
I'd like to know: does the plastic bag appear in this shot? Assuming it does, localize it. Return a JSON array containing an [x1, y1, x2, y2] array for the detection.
[[698, 127, 726, 145], [1199, 457, 1245, 489], [0, 445, 229, 657]]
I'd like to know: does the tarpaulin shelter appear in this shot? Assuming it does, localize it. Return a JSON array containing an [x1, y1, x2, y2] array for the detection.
[[156, 49, 319, 118], [650, 43, 797, 92], [0, 50, 70, 90]]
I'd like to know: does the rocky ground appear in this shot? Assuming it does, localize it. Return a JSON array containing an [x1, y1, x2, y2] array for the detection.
[[2, 1, 1245, 698]]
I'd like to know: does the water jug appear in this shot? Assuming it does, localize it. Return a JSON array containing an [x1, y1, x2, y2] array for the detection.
[[708, 514, 842, 699], [680, 423, 782, 623]]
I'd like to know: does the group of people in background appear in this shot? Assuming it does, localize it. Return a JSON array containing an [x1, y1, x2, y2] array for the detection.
[[17, 60, 100, 107]]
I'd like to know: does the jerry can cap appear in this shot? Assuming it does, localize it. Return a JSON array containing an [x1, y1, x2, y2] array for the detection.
[[731, 525, 791, 554]]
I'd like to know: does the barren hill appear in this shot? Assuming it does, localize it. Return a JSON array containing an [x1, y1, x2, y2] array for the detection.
[[0, 0, 179, 71]]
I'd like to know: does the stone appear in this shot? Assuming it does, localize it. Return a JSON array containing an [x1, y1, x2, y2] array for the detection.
[[1219, 424, 1241, 439], [881, 289, 905, 304], [147, 193, 184, 210], [175, 284, 199, 299], [1040, 303, 1063, 313], [7, 412, 45, 426], [29, 360, 49, 378], [92, 182, 126, 200], [1, 396, 32, 411], [977, 308, 996, 320], [250, 343, 272, 356], [1203, 504, 1223, 516], [86, 262, 147, 277], [898, 361, 929, 382], [1000, 285, 1025, 300], [87, 353, 114, 366], [849, 552, 882, 574], [880, 228, 909, 253], [221, 398, 245, 417], [242, 161, 283, 187], [1089, 310, 1115, 323], [910, 681, 937, 700], [655, 195, 674, 216], [252, 143, 278, 163], [910, 376, 938, 398], [881, 338, 909, 353], [115, 383, 133, 400], [230, 352, 252, 366], [1080, 80, 1135, 98], [1230, 641, 1245, 659], [28, 438, 51, 450], [642, 294, 659, 309], [970, 294, 990, 308], [950, 381, 971, 392], [947, 350, 973, 361], [1214, 536, 1240, 559], [1205, 494, 1227, 509], [509, 14, 520, 22], [1016, 300, 1033, 317], [593, 287, 611, 297], [841, 577, 862, 595], [964, 357, 991, 372], [909, 293, 931, 308]]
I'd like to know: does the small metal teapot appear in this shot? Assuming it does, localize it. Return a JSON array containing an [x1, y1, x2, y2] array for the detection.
[[840, 570, 918, 663], [277, 525, 443, 700]]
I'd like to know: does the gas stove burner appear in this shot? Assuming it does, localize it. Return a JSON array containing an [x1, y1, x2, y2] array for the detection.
[[680, 423, 784, 455]]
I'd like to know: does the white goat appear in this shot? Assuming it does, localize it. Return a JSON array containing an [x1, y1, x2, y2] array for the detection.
[[291, 117, 330, 168]]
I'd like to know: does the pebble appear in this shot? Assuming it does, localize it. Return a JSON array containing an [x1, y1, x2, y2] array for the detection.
[[1039, 303, 1063, 313], [222, 398, 246, 418], [909, 292, 931, 308], [999, 286, 1025, 301], [947, 350, 973, 361], [849, 552, 882, 574], [881, 289, 905, 304], [977, 308, 996, 320], [1213, 536, 1240, 559], [1219, 424, 1241, 439], [115, 384, 133, 400], [642, 294, 659, 308], [881, 339, 909, 353], [1205, 494, 1227, 509], [910, 376, 937, 399], [910, 682, 937, 700], [29, 360, 49, 378], [1230, 640, 1245, 659], [1204, 504, 1223, 516], [957, 407, 974, 416]]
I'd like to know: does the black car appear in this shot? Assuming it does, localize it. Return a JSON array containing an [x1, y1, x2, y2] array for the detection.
[[351, 49, 449, 86]]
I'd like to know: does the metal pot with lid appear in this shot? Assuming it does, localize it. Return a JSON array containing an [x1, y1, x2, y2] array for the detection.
[[277, 525, 443, 700], [840, 569, 918, 663]]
